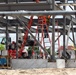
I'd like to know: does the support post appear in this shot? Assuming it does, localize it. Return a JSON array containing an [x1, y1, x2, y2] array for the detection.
[[52, 15, 55, 61], [6, 16, 8, 50], [38, 29, 39, 54], [73, 0, 76, 59], [6, 0, 8, 3], [16, 25, 18, 58], [51, 0, 55, 61], [16, 0, 19, 3], [63, 15, 66, 56], [62, 0, 67, 57], [74, 0, 76, 18]]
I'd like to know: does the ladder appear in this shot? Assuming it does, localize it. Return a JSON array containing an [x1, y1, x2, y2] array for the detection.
[[38, 16, 51, 58]]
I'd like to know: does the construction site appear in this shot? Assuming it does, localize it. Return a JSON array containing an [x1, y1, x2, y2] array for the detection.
[[0, 0, 76, 75]]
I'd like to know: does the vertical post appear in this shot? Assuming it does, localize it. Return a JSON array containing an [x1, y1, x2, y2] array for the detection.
[[51, 0, 55, 61], [38, 30, 39, 55], [73, 0, 76, 18], [6, 16, 8, 50], [16, 25, 18, 58], [73, 0, 76, 59], [16, 0, 19, 3], [6, 0, 8, 3], [71, 20, 76, 59], [63, 15, 66, 55], [62, 0, 66, 57], [52, 15, 55, 61], [65, 0, 68, 3]]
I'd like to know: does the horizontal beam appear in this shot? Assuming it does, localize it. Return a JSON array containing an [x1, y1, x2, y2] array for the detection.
[[0, 2, 52, 11], [0, 11, 76, 16]]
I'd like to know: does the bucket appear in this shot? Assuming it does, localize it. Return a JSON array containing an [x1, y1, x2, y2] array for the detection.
[[56, 59, 65, 68]]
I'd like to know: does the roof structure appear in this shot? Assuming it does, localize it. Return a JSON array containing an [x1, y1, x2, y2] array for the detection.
[[0, 0, 76, 33]]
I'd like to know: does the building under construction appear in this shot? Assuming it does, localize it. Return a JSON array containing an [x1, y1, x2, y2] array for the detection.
[[0, 0, 76, 69]]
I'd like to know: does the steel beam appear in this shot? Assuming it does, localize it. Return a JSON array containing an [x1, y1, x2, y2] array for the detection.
[[55, 34, 62, 42], [0, 2, 52, 11], [55, 3, 76, 24], [69, 36, 74, 43], [0, 11, 76, 16]]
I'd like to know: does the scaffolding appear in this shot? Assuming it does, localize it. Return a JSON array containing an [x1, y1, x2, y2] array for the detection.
[[0, 0, 75, 61]]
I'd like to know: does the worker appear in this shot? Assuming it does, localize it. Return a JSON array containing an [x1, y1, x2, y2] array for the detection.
[[43, 25, 48, 38], [18, 37, 22, 48], [61, 51, 71, 62], [46, 15, 51, 25], [11, 41, 16, 50]]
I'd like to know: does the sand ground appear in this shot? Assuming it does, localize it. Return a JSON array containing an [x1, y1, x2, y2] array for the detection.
[[0, 68, 76, 75]]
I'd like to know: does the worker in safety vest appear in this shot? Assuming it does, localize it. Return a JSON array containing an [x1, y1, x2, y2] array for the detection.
[[43, 15, 50, 38]]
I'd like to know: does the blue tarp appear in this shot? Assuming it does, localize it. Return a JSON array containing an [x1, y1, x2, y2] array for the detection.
[[0, 58, 7, 65]]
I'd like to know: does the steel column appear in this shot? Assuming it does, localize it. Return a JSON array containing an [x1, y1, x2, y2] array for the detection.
[[6, 16, 9, 50], [16, 25, 18, 58], [16, 0, 19, 3], [63, 15, 66, 55], [51, 0, 55, 61], [62, 0, 66, 57], [6, 0, 8, 3], [71, 22, 75, 46], [74, 0, 76, 18]]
